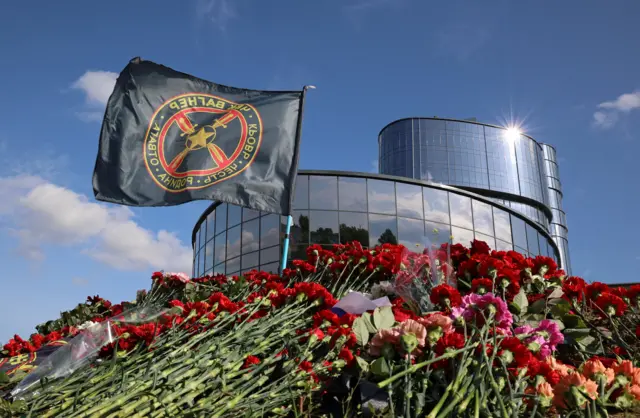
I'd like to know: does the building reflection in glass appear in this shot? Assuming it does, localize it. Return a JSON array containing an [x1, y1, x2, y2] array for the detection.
[[192, 171, 563, 278]]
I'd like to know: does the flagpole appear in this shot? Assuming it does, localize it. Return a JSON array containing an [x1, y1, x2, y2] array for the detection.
[[280, 215, 293, 273], [280, 85, 315, 275]]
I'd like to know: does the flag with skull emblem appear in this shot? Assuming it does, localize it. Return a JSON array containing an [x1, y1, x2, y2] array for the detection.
[[92, 58, 306, 215]]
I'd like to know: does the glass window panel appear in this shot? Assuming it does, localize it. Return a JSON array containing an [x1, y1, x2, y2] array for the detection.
[[451, 227, 474, 247], [339, 212, 369, 247], [396, 183, 423, 219], [242, 219, 260, 254], [495, 240, 513, 252], [206, 212, 215, 242], [214, 231, 226, 265], [338, 177, 367, 211], [310, 210, 339, 244], [475, 232, 495, 250], [472, 201, 494, 236], [398, 218, 426, 252], [526, 224, 540, 255], [204, 239, 214, 272], [449, 193, 473, 229], [198, 250, 205, 277], [261, 246, 280, 264], [425, 221, 451, 249], [243, 208, 260, 222], [290, 211, 309, 247], [260, 215, 280, 249], [538, 234, 548, 257], [226, 257, 240, 275], [288, 244, 308, 264], [293, 175, 309, 209], [423, 188, 450, 224], [369, 214, 397, 247], [261, 262, 279, 274], [197, 225, 202, 252], [511, 216, 528, 250], [493, 208, 512, 243], [228, 205, 242, 228], [242, 251, 259, 271], [215, 204, 227, 236], [367, 179, 396, 215], [309, 176, 338, 210], [515, 247, 528, 257], [213, 263, 225, 275], [226, 226, 241, 259]]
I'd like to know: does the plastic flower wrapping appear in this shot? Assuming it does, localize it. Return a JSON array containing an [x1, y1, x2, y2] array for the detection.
[[2, 241, 640, 417]]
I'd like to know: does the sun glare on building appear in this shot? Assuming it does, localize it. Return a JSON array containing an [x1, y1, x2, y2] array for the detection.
[[504, 126, 522, 141]]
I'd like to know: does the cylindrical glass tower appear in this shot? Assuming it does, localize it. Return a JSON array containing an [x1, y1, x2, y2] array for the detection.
[[378, 117, 571, 274]]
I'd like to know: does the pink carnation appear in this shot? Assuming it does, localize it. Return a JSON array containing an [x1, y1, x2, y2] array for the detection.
[[369, 328, 401, 357], [418, 313, 453, 334], [398, 319, 427, 347], [451, 293, 513, 330]]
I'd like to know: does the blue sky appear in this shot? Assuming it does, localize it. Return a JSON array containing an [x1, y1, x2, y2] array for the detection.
[[1, 0, 639, 342]]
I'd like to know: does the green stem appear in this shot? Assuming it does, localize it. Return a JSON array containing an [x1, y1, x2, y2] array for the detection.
[[377, 344, 478, 388]]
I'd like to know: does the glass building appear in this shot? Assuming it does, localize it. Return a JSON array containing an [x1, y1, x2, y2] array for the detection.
[[378, 118, 571, 274], [192, 171, 561, 278]]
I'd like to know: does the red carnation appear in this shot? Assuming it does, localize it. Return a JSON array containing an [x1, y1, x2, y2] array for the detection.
[[586, 281, 610, 302], [562, 276, 587, 302], [527, 358, 561, 385], [471, 278, 493, 294], [470, 240, 491, 256], [594, 293, 627, 317], [430, 284, 462, 309], [338, 347, 355, 366], [242, 355, 261, 369], [627, 285, 640, 306], [532, 256, 557, 277], [433, 332, 465, 368], [497, 337, 532, 370]]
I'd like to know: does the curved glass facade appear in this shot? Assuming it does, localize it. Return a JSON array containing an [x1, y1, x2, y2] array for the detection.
[[378, 117, 571, 274], [379, 119, 550, 207], [192, 171, 562, 277], [542, 144, 570, 274]]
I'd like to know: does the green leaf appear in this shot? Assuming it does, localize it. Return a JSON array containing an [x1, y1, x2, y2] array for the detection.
[[548, 287, 564, 299], [355, 356, 370, 373], [563, 328, 591, 344], [550, 299, 571, 318], [528, 299, 546, 314], [563, 314, 587, 329], [513, 289, 529, 315], [370, 357, 391, 377], [0, 372, 8, 384], [373, 306, 395, 331], [353, 318, 370, 346], [508, 302, 521, 316], [577, 335, 598, 350], [362, 312, 378, 333]]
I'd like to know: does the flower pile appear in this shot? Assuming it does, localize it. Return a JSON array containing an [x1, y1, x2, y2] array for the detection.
[[2, 240, 640, 417]]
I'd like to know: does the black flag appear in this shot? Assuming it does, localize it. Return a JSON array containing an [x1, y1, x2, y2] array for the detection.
[[93, 58, 305, 215]]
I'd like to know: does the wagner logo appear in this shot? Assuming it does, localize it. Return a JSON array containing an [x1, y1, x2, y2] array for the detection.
[[143, 93, 263, 192]]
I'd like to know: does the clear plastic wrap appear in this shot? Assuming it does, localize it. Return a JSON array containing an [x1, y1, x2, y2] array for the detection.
[[11, 304, 169, 400]]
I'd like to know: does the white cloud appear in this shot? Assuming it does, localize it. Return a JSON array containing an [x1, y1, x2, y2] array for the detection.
[[593, 90, 640, 129], [72, 71, 118, 106], [0, 175, 192, 273], [196, 0, 236, 32]]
